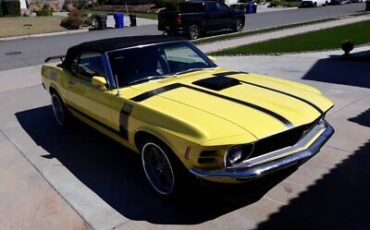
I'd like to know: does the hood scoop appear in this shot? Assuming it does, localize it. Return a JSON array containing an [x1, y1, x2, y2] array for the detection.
[[192, 77, 240, 91]]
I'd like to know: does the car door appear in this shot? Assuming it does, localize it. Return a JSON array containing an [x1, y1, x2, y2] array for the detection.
[[216, 3, 234, 29], [67, 51, 114, 129], [204, 2, 223, 31]]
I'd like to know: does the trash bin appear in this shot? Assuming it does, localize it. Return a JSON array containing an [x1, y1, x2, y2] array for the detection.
[[366, 0, 370, 11], [114, 12, 124, 28], [246, 1, 256, 14], [253, 3, 257, 13], [96, 14, 107, 30], [129, 14, 137, 27]]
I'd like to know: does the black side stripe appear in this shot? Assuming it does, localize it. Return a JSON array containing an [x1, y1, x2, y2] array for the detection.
[[130, 83, 293, 128], [131, 83, 183, 102], [215, 71, 324, 114], [67, 105, 129, 140]]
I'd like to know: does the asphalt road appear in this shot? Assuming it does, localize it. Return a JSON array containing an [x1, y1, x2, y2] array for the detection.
[[0, 3, 366, 71]]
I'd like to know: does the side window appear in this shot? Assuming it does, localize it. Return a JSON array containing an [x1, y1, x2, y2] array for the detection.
[[76, 52, 107, 82], [206, 3, 218, 12], [217, 3, 230, 13]]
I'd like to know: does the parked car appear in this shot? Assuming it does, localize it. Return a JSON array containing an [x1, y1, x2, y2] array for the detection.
[[158, 1, 245, 39], [41, 36, 334, 197], [300, 0, 328, 7]]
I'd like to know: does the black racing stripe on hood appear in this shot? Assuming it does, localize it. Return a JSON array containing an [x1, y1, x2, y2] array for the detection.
[[215, 71, 324, 115], [130, 83, 293, 128]]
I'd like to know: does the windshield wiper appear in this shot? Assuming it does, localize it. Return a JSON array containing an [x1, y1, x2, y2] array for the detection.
[[174, 68, 205, 76], [127, 75, 166, 86]]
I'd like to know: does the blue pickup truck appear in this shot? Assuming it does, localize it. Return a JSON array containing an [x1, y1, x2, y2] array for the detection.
[[158, 1, 245, 39]]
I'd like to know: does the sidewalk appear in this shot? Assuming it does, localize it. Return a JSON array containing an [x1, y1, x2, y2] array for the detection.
[[198, 14, 370, 53]]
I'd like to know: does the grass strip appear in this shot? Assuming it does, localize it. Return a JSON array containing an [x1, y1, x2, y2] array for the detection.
[[0, 16, 66, 38], [210, 20, 370, 56], [193, 18, 336, 45], [135, 12, 158, 20]]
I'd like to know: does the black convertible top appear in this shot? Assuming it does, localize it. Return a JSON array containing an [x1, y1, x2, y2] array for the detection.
[[72, 35, 184, 53], [62, 35, 185, 69]]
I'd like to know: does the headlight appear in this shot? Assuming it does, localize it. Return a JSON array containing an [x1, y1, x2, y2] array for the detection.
[[224, 144, 254, 167]]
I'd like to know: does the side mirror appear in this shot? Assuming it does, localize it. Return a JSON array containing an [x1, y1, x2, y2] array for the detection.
[[92, 76, 107, 90], [208, 55, 217, 63]]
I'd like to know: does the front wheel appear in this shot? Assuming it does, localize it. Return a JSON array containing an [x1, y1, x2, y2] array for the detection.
[[188, 25, 201, 40], [141, 140, 179, 196]]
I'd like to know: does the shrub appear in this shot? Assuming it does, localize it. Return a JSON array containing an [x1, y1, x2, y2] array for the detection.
[[342, 40, 354, 56], [2, 0, 20, 16], [60, 11, 88, 29], [36, 9, 52, 16], [157, 0, 183, 11], [51, 4, 58, 12], [269, 0, 300, 7], [0, 0, 3, 17]]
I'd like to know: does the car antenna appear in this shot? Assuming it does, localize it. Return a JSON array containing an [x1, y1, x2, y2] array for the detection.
[[114, 73, 120, 96]]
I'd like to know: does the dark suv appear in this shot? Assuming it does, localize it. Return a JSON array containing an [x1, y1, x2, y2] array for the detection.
[[158, 1, 245, 39]]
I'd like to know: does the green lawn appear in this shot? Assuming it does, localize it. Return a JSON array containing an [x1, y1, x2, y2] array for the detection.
[[194, 18, 335, 45], [135, 12, 157, 20], [211, 20, 370, 56]]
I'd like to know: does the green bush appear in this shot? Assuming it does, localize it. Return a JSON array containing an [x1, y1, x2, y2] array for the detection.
[[2, 0, 20, 16], [36, 9, 52, 16], [60, 11, 88, 29], [269, 0, 300, 7], [0, 0, 3, 17], [157, 0, 183, 11]]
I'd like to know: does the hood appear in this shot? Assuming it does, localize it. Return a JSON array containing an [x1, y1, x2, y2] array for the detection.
[[129, 68, 333, 142]]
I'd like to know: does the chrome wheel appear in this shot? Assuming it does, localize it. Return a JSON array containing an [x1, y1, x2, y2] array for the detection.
[[51, 94, 65, 126], [142, 142, 175, 195], [188, 25, 200, 40]]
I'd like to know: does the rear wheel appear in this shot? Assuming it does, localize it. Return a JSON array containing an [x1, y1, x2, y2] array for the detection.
[[234, 19, 244, 32], [51, 91, 70, 127], [188, 25, 201, 40]]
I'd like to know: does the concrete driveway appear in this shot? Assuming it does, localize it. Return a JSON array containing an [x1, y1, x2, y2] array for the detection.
[[0, 47, 369, 230]]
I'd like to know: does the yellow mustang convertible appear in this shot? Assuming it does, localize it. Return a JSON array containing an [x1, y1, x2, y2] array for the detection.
[[41, 36, 334, 196]]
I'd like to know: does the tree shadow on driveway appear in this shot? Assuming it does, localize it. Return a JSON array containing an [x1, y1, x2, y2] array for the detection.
[[256, 109, 370, 230], [303, 50, 370, 88], [15, 105, 294, 225]]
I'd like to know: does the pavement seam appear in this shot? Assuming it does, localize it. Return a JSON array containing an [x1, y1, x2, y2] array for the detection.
[[263, 195, 287, 206], [111, 219, 132, 230], [0, 128, 94, 230], [326, 145, 353, 154]]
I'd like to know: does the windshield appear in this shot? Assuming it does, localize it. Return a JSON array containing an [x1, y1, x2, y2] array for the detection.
[[108, 41, 216, 87]]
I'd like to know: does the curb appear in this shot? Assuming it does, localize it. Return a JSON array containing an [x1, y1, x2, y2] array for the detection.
[[0, 28, 89, 41]]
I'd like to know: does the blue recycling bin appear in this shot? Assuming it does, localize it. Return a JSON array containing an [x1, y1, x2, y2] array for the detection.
[[114, 12, 124, 29], [246, 1, 257, 14]]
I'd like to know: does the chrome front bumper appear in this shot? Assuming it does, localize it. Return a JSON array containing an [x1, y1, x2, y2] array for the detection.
[[189, 121, 334, 181]]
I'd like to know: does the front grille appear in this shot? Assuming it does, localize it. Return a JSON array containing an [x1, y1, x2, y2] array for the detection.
[[249, 122, 315, 159], [198, 151, 217, 164]]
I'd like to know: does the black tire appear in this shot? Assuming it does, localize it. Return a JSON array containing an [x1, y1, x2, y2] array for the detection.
[[188, 25, 201, 40], [50, 91, 70, 127], [234, 19, 244, 32], [166, 30, 175, 36], [140, 137, 189, 197]]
